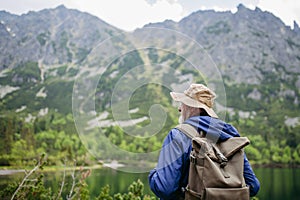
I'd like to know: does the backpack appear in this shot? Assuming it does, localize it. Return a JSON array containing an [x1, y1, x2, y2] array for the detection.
[[176, 123, 250, 200]]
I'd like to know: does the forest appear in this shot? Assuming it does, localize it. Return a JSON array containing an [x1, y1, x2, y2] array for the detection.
[[1, 82, 300, 168]]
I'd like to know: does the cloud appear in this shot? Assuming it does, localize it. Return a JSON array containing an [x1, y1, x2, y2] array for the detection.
[[0, 0, 183, 31], [0, 0, 299, 30], [0, 0, 64, 13], [177, 0, 259, 12], [65, 0, 184, 31], [257, 0, 300, 28]]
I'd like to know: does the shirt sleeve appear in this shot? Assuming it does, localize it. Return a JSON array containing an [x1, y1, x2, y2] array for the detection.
[[148, 128, 191, 199], [243, 154, 260, 196]]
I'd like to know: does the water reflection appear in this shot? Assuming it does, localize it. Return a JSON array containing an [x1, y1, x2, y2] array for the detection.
[[86, 167, 153, 197], [254, 168, 300, 200], [1, 167, 300, 199]]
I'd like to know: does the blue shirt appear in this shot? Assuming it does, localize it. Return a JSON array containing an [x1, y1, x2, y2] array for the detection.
[[149, 116, 260, 199]]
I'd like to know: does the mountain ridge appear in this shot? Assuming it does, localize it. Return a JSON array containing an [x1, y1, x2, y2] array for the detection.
[[0, 4, 299, 115], [0, 4, 122, 69]]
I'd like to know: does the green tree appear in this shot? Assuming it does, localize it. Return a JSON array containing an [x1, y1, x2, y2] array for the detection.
[[10, 139, 35, 166]]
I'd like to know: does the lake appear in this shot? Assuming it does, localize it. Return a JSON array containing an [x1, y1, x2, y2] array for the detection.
[[1, 167, 300, 199], [254, 167, 300, 200]]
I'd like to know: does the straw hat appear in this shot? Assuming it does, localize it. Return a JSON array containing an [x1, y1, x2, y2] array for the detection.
[[170, 83, 218, 118]]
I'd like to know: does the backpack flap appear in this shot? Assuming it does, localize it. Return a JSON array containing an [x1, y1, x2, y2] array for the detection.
[[191, 138, 227, 163], [218, 137, 250, 159], [191, 137, 250, 161], [192, 137, 213, 155]]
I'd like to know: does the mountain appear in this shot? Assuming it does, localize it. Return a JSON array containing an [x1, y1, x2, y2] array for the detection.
[[0, 5, 125, 114], [141, 4, 300, 84], [0, 4, 299, 165], [0, 5, 121, 68], [133, 4, 300, 121]]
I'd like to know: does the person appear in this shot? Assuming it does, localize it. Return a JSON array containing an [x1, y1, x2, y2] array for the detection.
[[148, 83, 260, 200]]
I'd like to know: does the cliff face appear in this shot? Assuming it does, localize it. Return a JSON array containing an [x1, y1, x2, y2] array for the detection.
[[142, 4, 300, 84], [1, 4, 299, 81], [0, 5, 121, 68]]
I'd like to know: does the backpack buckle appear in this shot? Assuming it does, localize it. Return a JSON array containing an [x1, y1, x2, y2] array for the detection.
[[190, 154, 197, 164], [220, 161, 227, 168], [212, 144, 228, 166]]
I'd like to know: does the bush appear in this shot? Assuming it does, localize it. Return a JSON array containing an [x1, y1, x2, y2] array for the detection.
[[1, 155, 158, 200]]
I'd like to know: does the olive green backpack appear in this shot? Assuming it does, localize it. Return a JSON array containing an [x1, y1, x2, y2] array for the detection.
[[176, 123, 250, 200]]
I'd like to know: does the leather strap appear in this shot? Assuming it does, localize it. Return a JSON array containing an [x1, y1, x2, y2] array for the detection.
[[175, 123, 199, 139], [185, 186, 202, 198]]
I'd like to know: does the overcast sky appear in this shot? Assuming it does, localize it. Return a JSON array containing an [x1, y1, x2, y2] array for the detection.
[[0, 0, 299, 31]]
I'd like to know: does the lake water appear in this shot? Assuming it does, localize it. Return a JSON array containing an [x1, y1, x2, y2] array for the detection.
[[254, 168, 300, 200], [1, 167, 300, 199]]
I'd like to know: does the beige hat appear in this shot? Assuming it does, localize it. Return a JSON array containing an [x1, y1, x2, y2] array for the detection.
[[170, 83, 218, 118]]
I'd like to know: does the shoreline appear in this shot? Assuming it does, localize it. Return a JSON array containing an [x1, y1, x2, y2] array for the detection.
[[0, 169, 25, 175], [252, 163, 300, 168], [1, 163, 300, 176], [0, 164, 103, 176]]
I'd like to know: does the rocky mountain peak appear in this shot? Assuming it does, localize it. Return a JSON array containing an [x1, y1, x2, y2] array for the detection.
[[237, 3, 249, 11], [0, 5, 121, 69], [294, 21, 300, 33]]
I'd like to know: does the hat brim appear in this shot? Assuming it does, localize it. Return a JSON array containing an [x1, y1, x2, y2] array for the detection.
[[170, 92, 218, 118]]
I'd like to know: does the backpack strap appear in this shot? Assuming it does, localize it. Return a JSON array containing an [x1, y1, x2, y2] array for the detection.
[[175, 123, 200, 139]]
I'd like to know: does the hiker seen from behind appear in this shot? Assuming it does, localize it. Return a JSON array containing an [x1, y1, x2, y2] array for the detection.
[[148, 83, 260, 199]]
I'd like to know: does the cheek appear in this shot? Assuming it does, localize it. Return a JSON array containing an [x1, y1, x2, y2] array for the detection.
[[182, 105, 189, 113], [181, 109, 190, 120]]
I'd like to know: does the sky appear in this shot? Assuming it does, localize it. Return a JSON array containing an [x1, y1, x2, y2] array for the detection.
[[0, 0, 299, 31]]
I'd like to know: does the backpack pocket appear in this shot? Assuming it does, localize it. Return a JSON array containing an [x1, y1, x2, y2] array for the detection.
[[204, 187, 249, 200]]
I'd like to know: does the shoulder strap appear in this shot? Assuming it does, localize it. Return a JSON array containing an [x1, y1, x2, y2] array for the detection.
[[175, 123, 199, 139]]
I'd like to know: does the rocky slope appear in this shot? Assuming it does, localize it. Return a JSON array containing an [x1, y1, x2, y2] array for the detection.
[[0, 4, 299, 123]]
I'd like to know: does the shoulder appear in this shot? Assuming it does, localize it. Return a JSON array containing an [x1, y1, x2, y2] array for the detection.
[[169, 127, 191, 141], [161, 127, 192, 151]]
